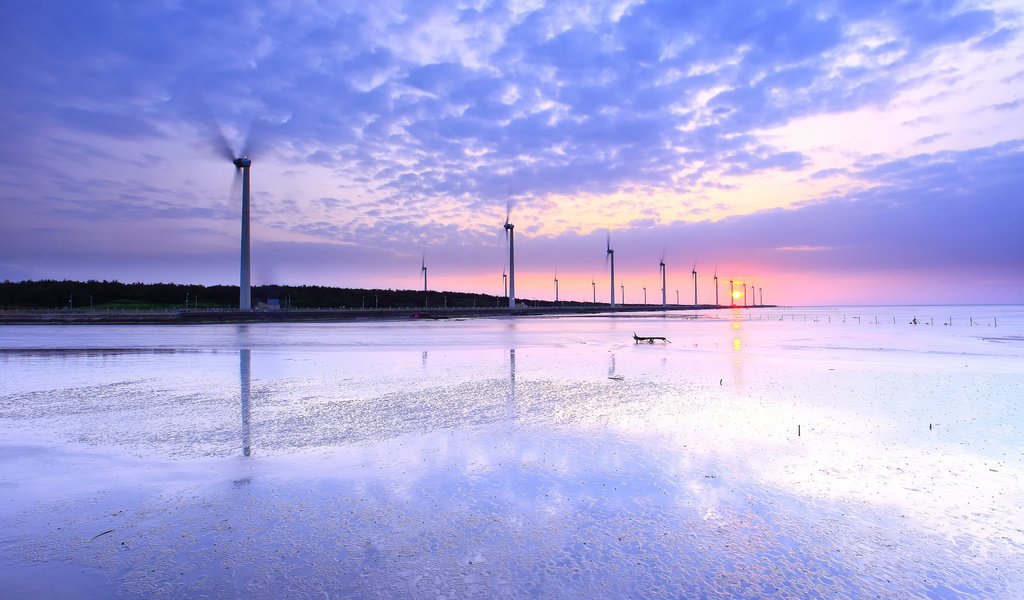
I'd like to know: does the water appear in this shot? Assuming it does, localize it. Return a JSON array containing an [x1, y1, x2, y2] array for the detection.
[[1, 306, 1022, 598]]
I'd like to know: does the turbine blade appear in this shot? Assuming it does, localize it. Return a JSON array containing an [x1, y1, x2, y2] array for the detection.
[[213, 125, 237, 161], [240, 118, 268, 159], [194, 98, 237, 161], [231, 167, 242, 199]]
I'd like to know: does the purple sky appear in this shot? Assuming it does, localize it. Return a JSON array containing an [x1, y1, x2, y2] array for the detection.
[[1, 0, 1022, 305]]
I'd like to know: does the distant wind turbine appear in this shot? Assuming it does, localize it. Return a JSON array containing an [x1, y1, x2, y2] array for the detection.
[[591, 275, 596, 303], [659, 252, 667, 308], [554, 268, 559, 303], [504, 200, 516, 308], [421, 253, 428, 292], [643, 286, 647, 305], [743, 282, 748, 307], [714, 266, 719, 307], [692, 262, 698, 307], [730, 279, 735, 307], [606, 233, 615, 307]]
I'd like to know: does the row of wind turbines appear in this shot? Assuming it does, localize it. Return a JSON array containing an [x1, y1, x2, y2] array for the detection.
[[487, 204, 766, 309], [222, 147, 764, 311]]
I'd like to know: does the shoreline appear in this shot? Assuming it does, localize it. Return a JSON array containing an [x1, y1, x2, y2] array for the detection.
[[0, 304, 766, 325]]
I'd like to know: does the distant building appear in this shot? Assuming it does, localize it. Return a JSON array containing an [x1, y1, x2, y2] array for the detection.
[[257, 298, 281, 311]]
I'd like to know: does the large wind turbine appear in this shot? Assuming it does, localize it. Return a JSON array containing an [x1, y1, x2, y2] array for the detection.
[[606, 233, 616, 307], [421, 254, 428, 292], [504, 201, 516, 308], [211, 122, 257, 311], [692, 263, 698, 306], [236, 157, 252, 310], [659, 253, 667, 308]]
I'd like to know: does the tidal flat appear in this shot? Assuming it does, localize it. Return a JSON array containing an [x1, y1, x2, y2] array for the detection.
[[2, 306, 1022, 598]]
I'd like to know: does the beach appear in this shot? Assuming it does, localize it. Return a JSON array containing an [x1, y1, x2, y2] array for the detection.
[[2, 306, 1022, 597]]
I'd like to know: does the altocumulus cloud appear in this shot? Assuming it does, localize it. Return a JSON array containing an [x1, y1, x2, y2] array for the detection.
[[0, 0, 1020, 302]]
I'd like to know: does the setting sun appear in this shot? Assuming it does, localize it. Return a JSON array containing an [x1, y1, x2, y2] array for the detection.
[[732, 290, 743, 300]]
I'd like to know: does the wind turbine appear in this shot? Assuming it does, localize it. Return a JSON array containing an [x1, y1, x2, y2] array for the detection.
[[714, 266, 719, 307], [421, 254, 428, 292], [502, 266, 507, 300], [504, 200, 516, 308], [554, 268, 559, 303], [743, 282, 748, 307], [211, 121, 258, 311], [730, 280, 735, 307], [621, 283, 625, 305], [592, 275, 596, 303], [659, 252, 667, 308], [692, 262, 698, 307], [606, 233, 615, 307], [643, 286, 647, 305]]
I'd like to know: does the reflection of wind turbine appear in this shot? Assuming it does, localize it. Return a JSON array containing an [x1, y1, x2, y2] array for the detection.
[[504, 200, 516, 308], [606, 233, 615, 307], [692, 262, 698, 306], [507, 348, 517, 420], [421, 253, 428, 292], [240, 349, 251, 457], [659, 252, 667, 308]]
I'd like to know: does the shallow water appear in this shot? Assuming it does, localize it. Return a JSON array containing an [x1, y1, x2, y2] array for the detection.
[[2, 306, 1022, 598]]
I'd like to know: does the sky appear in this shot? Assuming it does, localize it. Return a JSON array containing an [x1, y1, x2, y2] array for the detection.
[[1, 0, 1022, 305]]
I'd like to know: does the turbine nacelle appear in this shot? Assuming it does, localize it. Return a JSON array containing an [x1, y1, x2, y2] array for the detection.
[[233, 157, 252, 169]]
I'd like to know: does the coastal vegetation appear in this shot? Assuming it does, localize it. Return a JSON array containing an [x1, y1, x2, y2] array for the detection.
[[0, 279, 582, 310]]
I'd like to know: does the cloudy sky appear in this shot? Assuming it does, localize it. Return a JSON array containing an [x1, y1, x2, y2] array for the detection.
[[1, 0, 1022, 305]]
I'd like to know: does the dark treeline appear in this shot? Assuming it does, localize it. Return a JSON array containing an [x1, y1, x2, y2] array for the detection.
[[0, 280, 583, 310]]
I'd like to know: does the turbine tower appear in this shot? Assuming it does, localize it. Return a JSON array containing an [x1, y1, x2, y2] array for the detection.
[[554, 269, 559, 303], [692, 263, 698, 307], [743, 283, 748, 307], [606, 234, 616, 307], [592, 276, 596, 303], [504, 201, 516, 308], [659, 254, 667, 308], [421, 254, 427, 292], [502, 266, 507, 299], [234, 157, 253, 311], [730, 279, 735, 307]]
